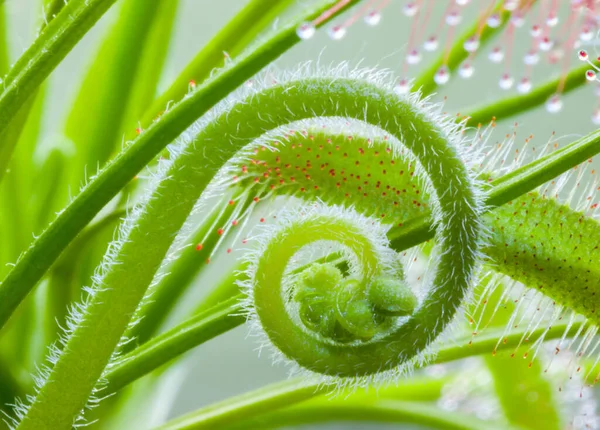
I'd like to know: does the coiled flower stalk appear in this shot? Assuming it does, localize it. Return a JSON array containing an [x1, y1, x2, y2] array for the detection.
[[16, 66, 485, 428], [217, 110, 485, 382]]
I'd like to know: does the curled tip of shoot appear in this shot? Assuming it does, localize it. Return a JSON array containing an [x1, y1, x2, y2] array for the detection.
[[294, 262, 417, 342]]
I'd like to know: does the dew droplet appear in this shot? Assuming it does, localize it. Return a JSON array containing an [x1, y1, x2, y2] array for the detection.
[[503, 0, 519, 11], [539, 37, 553, 51], [364, 10, 381, 26], [423, 36, 439, 51], [549, 47, 564, 63], [530, 24, 542, 38], [586, 70, 597, 81], [328, 25, 346, 40], [489, 46, 504, 63], [445, 11, 461, 26], [403, 2, 419, 17], [546, 13, 558, 27], [499, 74, 514, 90], [434, 66, 450, 85], [545, 94, 563, 113], [296, 22, 316, 40], [487, 13, 501, 28], [579, 49, 589, 61], [511, 13, 525, 27], [394, 79, 411, 95], [580, 27, 594, 42], [517, 77, 532, 94], [406, 49, 421, 65], [524, 50, 540, 65], [463, 36, 480, 53], [459, 63, 474, 78]]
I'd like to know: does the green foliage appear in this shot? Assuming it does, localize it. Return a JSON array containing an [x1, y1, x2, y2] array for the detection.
[[1, 1, 600, 429]]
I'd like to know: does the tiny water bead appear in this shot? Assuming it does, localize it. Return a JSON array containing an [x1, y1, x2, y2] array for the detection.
[[459, 63, 474, 79], [499, 74, 514, 90], [406, 49, 421, 65], [296, 22, 316, 40], [403, 2, 418, 17], [434, 66, 451, 85], [545, 94, 563, 113], [578, 49, 600, 84], [463, 36, 480, 53], [328, 25, 347, 40], [517, 77, 532, 93], [300, 0, 600, 122], [489, 47, 504, 63], [364, 9, 382, 26], [394, 78, 411, 94], [423, 36, 439, 52]]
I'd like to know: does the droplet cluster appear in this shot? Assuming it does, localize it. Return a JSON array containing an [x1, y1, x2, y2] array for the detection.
[[297, 0, 600, 121]]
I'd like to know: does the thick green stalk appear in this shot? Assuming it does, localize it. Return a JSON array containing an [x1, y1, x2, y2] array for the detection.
[[125, 192, 254, 348], [157, 379, 329, 430], [0, 0, 362, 334], [158, 317, 574, 430], [137, 0, 295, 136], [105, 296, 245, 393], [226, 400, 515, 430], [474, 284, 560, 430], [388, 128, 600, 251], [0, 0, 119, 175], [64, 0, 164, 169], [165, 323, 580, 430], [17, 75, 479, 427], [119, 0, 181, 134], [101, 293, 584, 396], [0, 1, 65, 185]]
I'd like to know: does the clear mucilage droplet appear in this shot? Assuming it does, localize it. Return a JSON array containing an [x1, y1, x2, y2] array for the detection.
[[546, 94, 563, 113], [517, 77, 532, 94], [459, 63, 474, 79], [394, 79, 411, 95], [489, 47, 504, 63], [499, 74, 514, 90], [328, 25, 347, 40], [434, 66, 450, 85], [296, 22, 316, 40], [364, 10, 381, 26]]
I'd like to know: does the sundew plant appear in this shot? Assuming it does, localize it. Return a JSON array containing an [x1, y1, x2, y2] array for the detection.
[[5, 0, 600, 428]]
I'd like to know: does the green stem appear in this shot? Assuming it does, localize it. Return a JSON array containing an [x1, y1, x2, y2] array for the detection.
[[413, 2, 513, 96], [104, 296, 245, 394], [156, 378, 329, 430], [226, 400, 515, 430], [101, 288, 585, 397], [125, 193, 254, 348], [0, 0, 118, 177], [64, 0, 165, 169], [154, 318, 583, 430], [388, 127, 600, 251], [0, 0, 362, 334], [465, 61, 594, 126], [138, 0, 296, 135]]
